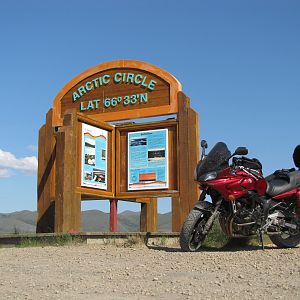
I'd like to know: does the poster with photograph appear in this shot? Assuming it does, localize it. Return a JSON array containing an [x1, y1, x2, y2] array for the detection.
[[81, 123, 108, 190], [128, 128, 168, 190]]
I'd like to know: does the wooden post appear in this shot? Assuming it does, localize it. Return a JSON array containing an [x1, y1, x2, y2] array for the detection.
[[37, 125, 45, 232], [109, 199, 118, 232], [140, 198, 157, 232], [55, 111, 81, 233], [173, 92, 200, 232], [36, 109, 56, 233], [171, 196, 181, 232]]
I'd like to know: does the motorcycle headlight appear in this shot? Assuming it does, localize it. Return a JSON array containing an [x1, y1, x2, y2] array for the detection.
[[199, 171, 217, 182]]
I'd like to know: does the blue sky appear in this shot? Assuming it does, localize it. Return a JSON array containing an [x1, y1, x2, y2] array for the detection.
[[0, 0, 299, 213]]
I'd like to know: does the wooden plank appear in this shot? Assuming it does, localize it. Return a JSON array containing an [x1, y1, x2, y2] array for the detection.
[[36, 125, 45, 233], [140, 198, 157, 232], [43, 110, 52, 209], [110, 127, 116, 197], [116, 190, 179, 199], [117, 130, 128, 193], [66, 113, 81, 232], [44, 109, 56, 232], [187, 108, 200, 210], [62, 125, 73, 232], [36, 109, 56, 233], [177, 92, 191, 228], [77, 113, 116, 131], [55, 111, 81, 232], [115, 119, 177, 131], [76, 187, 115, 199], [150, 198, 158, 232], [168, 125, 178, 191], [54, 130, 65, 233], [115, 128, 121, 196], [171, 196, 181, 232]]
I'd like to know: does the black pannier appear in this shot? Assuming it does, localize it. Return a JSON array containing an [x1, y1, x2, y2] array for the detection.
[[293, 145, 300, 168], [233, 157, 262, 170]]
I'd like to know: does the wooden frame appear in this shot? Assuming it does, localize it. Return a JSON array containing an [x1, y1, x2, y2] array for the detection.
[[115, 119, 179, 199], [75, 114, 115, 200]]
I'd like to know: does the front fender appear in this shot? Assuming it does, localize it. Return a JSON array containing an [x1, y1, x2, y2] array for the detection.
[[194, 201, 214, 213]]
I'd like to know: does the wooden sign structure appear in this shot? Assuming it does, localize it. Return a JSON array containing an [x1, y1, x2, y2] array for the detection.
[[37, 60, 199, 233]]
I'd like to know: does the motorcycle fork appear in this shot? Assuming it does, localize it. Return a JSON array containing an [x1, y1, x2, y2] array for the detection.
[[202, 198, 222, 235]]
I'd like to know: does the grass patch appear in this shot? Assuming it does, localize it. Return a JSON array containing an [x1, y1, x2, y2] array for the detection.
[[123, 235, 142, 247], [203, 222, 229, 248], [18, 233, 83, 248], [202, 221, 273, 249]]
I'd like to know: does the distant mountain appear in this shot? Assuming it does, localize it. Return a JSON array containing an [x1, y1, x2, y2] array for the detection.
[[0, 210, 171, 234], [0, 211, 37, 234]]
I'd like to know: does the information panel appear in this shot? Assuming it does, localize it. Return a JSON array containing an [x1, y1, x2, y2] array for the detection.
[[81, 123, 108, 190], [128, 129, 169, 190]]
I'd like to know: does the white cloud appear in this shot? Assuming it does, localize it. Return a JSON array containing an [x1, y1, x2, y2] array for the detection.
[[0, 149, 38, 176], [0, 168, 12, 178]]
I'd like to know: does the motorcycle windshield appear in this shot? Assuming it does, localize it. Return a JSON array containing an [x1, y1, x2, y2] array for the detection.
[[196, 142, 231, 178]]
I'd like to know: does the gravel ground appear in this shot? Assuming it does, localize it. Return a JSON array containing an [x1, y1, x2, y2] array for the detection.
[[0, 243, 299, 300]]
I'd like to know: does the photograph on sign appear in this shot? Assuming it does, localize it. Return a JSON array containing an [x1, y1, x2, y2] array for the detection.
[[81, 123, 108, 190], [128, 128, 169, 190]]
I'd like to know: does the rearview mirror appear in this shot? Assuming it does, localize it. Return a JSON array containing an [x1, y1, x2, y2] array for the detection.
[[234, 147, 248, 156], [201, 140, 208, 149], [200, 140, 208, 160]]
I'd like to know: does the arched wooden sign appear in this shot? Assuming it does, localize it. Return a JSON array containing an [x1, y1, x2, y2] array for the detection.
[[52, 60, 182, 126], [37, 60, 199, 234]]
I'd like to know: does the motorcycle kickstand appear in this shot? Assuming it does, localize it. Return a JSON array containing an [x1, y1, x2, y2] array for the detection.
[[258, 230, 265, 251]]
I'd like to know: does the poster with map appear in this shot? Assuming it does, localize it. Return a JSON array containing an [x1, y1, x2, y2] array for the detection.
[[81, 123, 108, 190], [128, 128, 168, 190]]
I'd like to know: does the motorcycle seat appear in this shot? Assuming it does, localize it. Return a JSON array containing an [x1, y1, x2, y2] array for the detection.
[[266, 170, 300, 197]]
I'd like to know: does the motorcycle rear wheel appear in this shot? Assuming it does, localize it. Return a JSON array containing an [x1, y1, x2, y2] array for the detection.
[[180, 209, 210, 252], [269, 217, 300, 248]]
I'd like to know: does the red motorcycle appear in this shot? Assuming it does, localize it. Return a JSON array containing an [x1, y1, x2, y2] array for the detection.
[[180, 141, 300, 251]]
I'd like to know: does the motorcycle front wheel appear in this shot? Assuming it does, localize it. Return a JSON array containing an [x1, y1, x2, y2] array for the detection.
[[179, 209, 210, 252]]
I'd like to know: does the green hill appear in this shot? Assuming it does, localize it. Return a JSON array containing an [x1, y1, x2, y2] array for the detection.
[[0, 210, 171, 233]]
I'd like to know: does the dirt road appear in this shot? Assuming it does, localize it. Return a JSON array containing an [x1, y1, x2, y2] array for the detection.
[[0, 243, 299, 299]]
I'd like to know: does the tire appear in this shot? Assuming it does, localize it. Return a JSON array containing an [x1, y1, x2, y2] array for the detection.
[[180, 209, 210, 252], [269, 234, 300, 248], [269, 232, 300, 248], [269, 216, 300, 248]]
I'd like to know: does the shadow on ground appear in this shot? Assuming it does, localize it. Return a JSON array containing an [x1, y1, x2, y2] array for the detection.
[[147, 242, 278, 253]]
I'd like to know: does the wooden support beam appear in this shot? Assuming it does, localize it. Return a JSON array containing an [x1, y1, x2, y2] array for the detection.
[[55, 111, 81, 233], [187, 107, 200, 210], [140, 198, 157, 232], [109, 199, 118, 232], [37, 124, 46, 233], [171, 196, 181, 232], [36, 109, 56, 233], [174, 92, 200, 232]]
